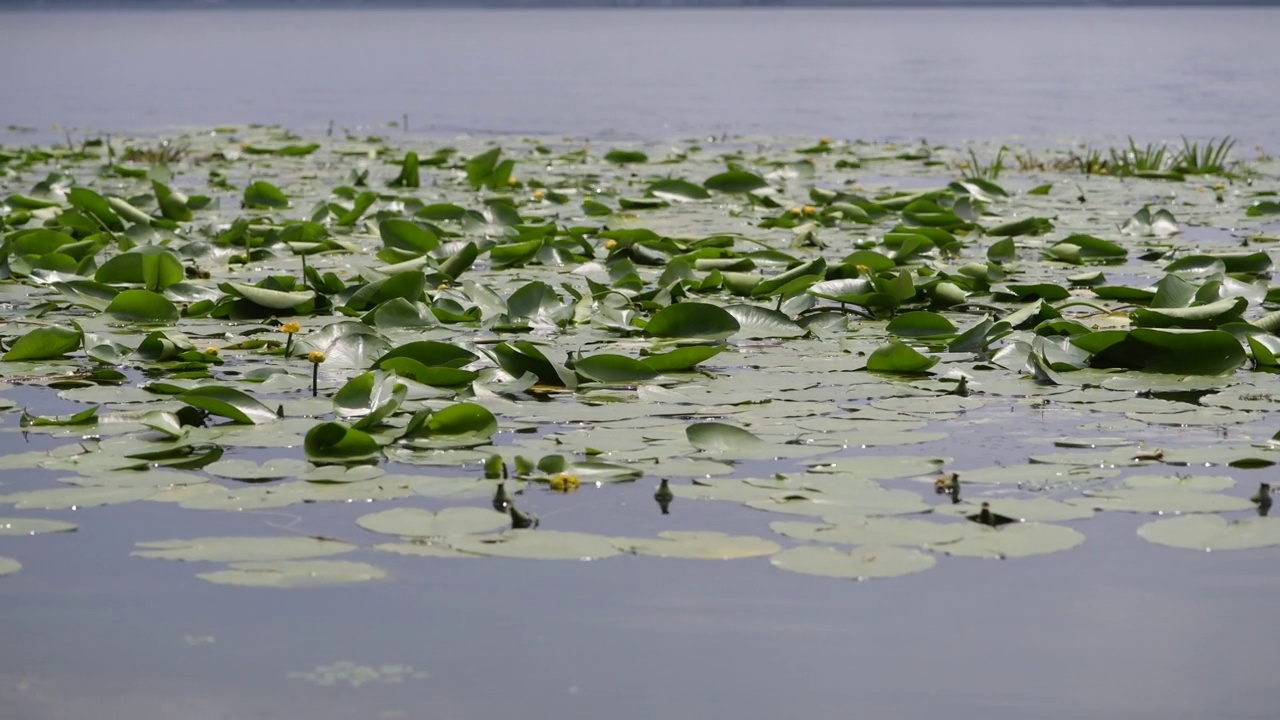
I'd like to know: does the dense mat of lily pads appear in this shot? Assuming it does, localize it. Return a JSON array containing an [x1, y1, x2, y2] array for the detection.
[[2, 127, 1280, 586]]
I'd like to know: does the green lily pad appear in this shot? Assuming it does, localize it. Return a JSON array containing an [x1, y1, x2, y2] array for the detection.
[[1066, 489, 1255, 514], [770, 545, 936, 580], [132, 536, 356, 562], [2, 485, 154, 510], [935, 522, 1085, 559], [355, 507, 509, 538], [0, 517, 78, 535], [204, 458, 311, 481], [771, 517, 969, 547], [447, 530, 621, 561], [1137, 515, 1280, 551], [612, 531, 781, 559], [934, 498, 1095, 522], [197, 560, 385, 588], [0, 556, 20, 577]]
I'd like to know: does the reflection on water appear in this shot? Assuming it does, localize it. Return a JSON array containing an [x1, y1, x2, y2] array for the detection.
[[0, 8, 1278, 147]]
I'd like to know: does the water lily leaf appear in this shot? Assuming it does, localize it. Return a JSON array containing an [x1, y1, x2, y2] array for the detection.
[[644, 303, 740, 341], [747, 485, 929, 518], [1084, 329, 1246, 375], [0, 556, 20, 576], [379, 219, 439, 255], [575, 353, 659, 383], [356, 507, 509, 538], [304, 422, 383, 463], [704, 170, 768, 193], [221, 283, 316, 311], [204, 458, 311, 482], [448, 530, 621, 560], [886, 311, 956, 338], [3, 326, 82, 361], [1123, 474, 1236, 492], [806, 456, 946, 480], [0, 517, 78, 535], [424, 402, 498, 439], [612, 531, 780, 559], [178, 386, 278, 425], [959, 465, 1119, 487], [132, 536, 356, 562], [639, 345, 725, 373], [95, 246, 185, 291], [2, 485, 154, 510], [333, 371, 407, 429], [772, 517, 969, 547], [686, 422, 763, 453], [1130, 297, 1246, 329], [934, 498, 1095, 522], [104, 288, 180, 324], [647, 178, 710, 201], [770, 545, 935, 580], [243, 180, 290, 209], [935, 522, 1085, 559], [1137, 515, 1280, 551], [198, 560, 385, 588], [723, 305, 806, 339], [374, 542, 474, 559], [1066, 489, 1254, 514], [866, 341, 938, 374]]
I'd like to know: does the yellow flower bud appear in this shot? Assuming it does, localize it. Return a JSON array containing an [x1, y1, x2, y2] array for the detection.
[[818, 137, 832, 145], [204, 346, 219, 356], [604, 239, 618, 250], [308, 351, 326, 364], [507, 176, 519, 186], [281, 321, 301, 335], [532, 189, 545, 201], [803, 205, 816, 216]]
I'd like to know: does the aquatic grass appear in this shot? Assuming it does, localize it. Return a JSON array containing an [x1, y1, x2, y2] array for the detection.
[[1173, 136, 1236, 175], [1109, 137, 1170, 175], [957, 146, 1006, 181]]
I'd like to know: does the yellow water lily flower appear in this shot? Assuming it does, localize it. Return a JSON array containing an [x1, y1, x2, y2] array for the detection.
[[308, 351, 326, 364], [548, 472, 579, 492], [281, 321, 301, 335]]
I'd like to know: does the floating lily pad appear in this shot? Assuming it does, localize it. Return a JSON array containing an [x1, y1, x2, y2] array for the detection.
[[355, 507, 509, 538], [373, 542, 475, 559], [447, 530, 621, 561], [132, 536, 356, 562], [1066, 489, 1254, 514], [2, 486, 155, 510], [1137, 515, 1280, 551], [771, 517, 969, 547], [197, 560, 386, 588], [612, 531, 780, 559], [934, 498, 1095, 522], [0, 556, 20, 576], [1123, 474, 1236, 492], [0, 517, 78, 535], [770, 545, 936, 580], [935, 522, 1085, 559], [204, 458, 311, 481]]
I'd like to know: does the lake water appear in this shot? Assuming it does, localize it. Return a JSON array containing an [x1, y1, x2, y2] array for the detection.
[[3, 7, 1280, 720], [2, 8, 1279, 148]]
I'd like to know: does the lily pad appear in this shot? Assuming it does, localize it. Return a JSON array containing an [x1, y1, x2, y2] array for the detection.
[[447, 530, 621, 561], [770, 545, 936, 580], [935, 522, 1085, 559], [0, 556, 20, 576], [197, 560, 386, 588], [355, 507, 509, 538], [612, 531, 780, 559], [0, 517, 79, 535], [1137, 515, 1280, 551], [771, 517, 969, 547], [132, 536, 356, 562]]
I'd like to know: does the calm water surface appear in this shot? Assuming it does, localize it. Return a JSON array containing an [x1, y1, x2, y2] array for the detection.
[[2, 7, 1280, 720], [1, 8, 1279, 147]]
